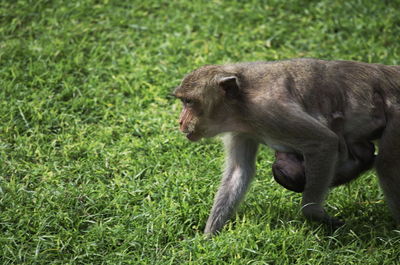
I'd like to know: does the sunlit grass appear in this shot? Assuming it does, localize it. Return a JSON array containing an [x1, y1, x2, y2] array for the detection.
[[1, 0, 400, 263]]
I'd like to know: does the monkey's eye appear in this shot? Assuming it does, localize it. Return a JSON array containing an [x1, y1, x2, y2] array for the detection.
[[182, 98, 194, 106]]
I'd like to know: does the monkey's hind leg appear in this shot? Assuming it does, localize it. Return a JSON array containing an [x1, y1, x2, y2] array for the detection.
[[375, 112, 400, 223]]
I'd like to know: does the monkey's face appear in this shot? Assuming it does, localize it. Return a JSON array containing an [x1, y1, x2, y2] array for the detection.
[[174, 90, 221, 141], [175, 90, 222, 141], [174, 66, 242, 141], [177, 97, 205, 141]]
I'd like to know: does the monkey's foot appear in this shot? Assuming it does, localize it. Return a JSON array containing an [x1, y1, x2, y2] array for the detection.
[[302, 203, 344, 229], [323, 216, 345, 230]]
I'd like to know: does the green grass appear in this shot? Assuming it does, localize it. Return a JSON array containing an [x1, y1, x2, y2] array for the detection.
[[1, 0, 400, 264]]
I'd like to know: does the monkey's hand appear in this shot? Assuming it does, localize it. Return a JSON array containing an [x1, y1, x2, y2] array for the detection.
[[301, 203, 344, 229]]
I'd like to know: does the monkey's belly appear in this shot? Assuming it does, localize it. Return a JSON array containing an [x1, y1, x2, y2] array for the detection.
[[258, 135, 298, 153], [349, 90, 387, 140], [266, 142, 295, 153], [344, 106, 386, 141]]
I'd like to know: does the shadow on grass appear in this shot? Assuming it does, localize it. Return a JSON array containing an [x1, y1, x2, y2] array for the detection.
[[230, 193, 400, 246]]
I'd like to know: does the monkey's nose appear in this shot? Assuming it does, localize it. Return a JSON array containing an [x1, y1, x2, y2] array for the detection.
[[179, 121, 185, 132], [179, 120, 184, 131]]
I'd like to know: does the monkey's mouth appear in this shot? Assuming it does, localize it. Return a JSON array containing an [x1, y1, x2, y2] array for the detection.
[[186, 131, 201, 141]]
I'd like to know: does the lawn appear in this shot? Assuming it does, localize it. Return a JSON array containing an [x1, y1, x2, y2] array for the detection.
[[1, 0, 400, 264]]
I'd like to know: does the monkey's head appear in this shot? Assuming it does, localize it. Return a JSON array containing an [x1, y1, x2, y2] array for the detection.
[[174, 65, 243, 141]]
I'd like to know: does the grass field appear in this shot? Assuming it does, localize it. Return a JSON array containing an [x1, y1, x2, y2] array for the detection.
[[1, 0, 400, 264]]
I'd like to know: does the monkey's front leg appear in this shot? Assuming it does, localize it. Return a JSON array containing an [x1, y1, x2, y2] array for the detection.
[[302, 141, 344, 227], [204, 134, 259, 235], [268, 105, 344, 227]]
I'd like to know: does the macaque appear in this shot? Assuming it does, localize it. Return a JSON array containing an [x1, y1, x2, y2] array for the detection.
[[273, 92, 386, 193], [273, 118, 376, 192], [273, 142, 376, 192], [174, 59, 398, 235]]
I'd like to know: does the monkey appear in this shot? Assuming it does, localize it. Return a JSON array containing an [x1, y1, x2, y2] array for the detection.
[[273, 91, 387, 193], [273, 142, 375, 192], [173, 58, 399, 235], [272, 112, 378, 192]]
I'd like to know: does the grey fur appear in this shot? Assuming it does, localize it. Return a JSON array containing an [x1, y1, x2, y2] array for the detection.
[[204, 134, 258, 234], [174, 58, 400, 235]]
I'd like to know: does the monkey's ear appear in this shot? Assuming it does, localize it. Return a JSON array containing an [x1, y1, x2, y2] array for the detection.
[[218, 76, 240, 98]]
